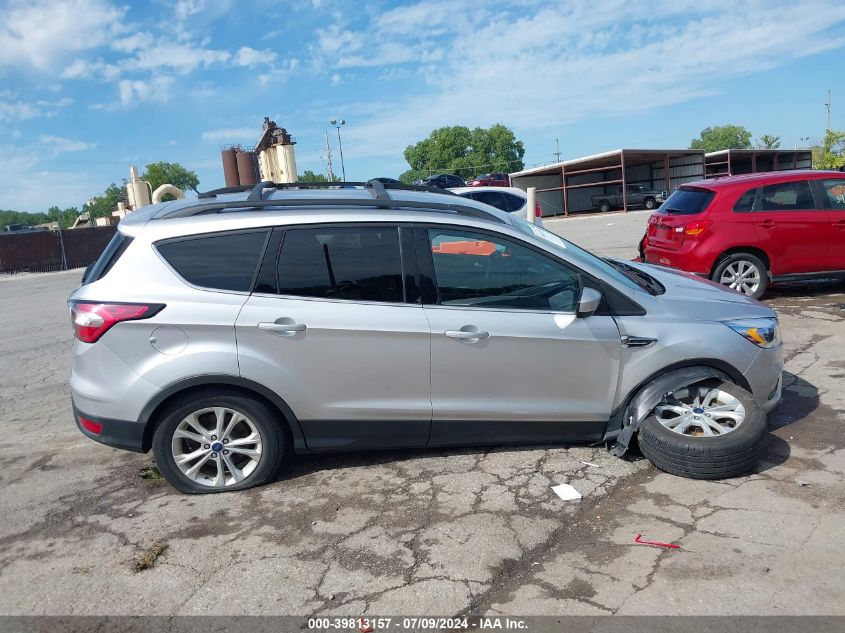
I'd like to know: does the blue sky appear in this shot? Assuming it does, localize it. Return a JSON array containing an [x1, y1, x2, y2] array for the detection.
[[2, 0, 844, 211]]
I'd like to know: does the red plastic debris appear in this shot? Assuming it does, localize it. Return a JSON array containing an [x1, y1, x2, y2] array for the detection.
[[634, 533, 680, 549]]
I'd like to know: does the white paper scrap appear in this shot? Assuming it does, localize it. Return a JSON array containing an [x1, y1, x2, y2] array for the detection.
[[551, 483, 582, 502]]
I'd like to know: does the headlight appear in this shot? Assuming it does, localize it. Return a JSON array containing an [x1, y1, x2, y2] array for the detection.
[[723, 318, 781, 348]]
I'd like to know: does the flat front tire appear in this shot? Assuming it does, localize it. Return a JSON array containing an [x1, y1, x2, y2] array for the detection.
[[638, 380, 767, 480], [152, 392, 284, 494]]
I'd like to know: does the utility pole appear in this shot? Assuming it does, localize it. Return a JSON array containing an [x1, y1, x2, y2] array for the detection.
[[554, 138, 562, 163], [323, 130, 335, 182], [331, 119, 346, 181], [825, 89, 832, 131]]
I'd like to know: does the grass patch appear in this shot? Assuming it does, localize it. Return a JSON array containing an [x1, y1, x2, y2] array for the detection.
[[132, 542, 168, 573], [139, 465, 164, 481]]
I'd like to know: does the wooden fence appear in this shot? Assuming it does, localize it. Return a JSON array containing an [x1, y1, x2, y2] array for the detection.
[[0, 226, 117, 274]]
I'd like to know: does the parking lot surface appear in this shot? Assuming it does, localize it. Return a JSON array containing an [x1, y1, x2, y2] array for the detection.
[[1, 211, 843, 616]]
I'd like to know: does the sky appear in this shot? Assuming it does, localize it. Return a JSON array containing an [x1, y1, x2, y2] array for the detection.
[[1, 0, 844, 212]]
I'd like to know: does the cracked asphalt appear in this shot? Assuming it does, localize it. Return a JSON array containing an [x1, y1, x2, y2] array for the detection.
[[1, 211, 843, 616]]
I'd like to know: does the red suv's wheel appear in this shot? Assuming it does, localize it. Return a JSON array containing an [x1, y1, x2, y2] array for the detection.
[[711, 253, 769, 299]]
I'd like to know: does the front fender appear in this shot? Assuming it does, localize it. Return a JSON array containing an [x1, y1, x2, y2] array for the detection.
[[608, 366, 731, 457]]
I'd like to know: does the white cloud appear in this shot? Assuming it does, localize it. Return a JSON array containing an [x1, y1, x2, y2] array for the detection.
[[0, 0, 127, 72], [258, 58, 301, 86], [118, 76, 175, 106], [201, 127, 258, 142], [0, 96, 72, 122], [330, 73, 341, 85], [173, 0, 207, 22], [38, 135, 97, 156], [314, 0, 845, 160], [234, 46, 277, 67]]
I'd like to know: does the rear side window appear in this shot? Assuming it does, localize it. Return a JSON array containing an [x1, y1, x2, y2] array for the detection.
[[82, 232, 134, 285], [473, 191, 509, 211], [820, 180, 845, 210], [760, 181, 814, 211], [157, 230, 269, 291], [276, 226, 404, 302], [661, 187, 715, 215], [733, 187, 757, 213]]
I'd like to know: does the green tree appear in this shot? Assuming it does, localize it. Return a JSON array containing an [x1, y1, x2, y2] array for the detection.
[[399, 124, 525, 183], [756, 134, 781, 149], [299, 169, 329, 182], [811, 129, 845, 169], [142, 162, 200, 193], [690, 125, 753, 152], [83, 183, 126, 221]]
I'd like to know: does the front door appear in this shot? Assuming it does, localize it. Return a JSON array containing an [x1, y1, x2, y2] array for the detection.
[[816, 179, 845, 270], [236, 225, 432, 451], [418, 226, 622, 446], [754, 179, 830, 275]]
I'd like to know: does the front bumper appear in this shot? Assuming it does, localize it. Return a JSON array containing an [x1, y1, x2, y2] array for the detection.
[[742, 344, 784, 413], [73, 404, 147, 453]]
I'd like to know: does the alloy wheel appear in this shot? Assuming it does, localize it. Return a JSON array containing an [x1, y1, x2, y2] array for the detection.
[[171, 407, 263, 488], [719, 260, 761, 295], [652, 385, 746, 437]]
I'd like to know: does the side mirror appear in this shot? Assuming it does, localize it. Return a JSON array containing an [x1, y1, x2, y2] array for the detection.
[[576, 287, 602, 318]]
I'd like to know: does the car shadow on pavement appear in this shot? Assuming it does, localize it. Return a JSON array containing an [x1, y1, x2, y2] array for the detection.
[[766, 277, 845, 299]]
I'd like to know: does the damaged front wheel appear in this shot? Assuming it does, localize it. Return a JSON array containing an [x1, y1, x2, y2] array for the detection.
[[638, 380, 767, 480]]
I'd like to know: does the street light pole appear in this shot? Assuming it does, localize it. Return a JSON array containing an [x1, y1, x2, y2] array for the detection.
[[331, 118, 346, 181]]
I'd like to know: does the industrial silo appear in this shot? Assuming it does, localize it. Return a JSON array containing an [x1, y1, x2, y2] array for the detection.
[[221, 148, 240, 187], [236, 151, 259, 186]]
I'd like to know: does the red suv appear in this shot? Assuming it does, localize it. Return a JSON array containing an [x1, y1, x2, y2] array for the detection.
[[467, 173, 510, 187], [641, 170, 845, 298]]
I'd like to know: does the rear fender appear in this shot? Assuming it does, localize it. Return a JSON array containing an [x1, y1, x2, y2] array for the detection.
[[608, 366, 731, 457]]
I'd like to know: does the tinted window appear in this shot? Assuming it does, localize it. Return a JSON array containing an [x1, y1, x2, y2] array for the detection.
[[82, 231, 134, 285], [661, 187, 715, 215], [473, 191, 509, 211], [502, 193, 526, 212], [820, 179, 845, 210], [427, 228, 579, 311], [760, 180, 814, 211], [157, 230, 269, 291], [276, 226, 404, 302], [733, 187, 757, 213]]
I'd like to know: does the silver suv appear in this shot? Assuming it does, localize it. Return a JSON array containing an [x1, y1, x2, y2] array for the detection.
[[69, 181, 783, 494]]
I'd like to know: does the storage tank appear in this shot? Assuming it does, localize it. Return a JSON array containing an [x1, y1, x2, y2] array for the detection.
[[236, 151, 259, 186], [221, 148, 240, 187]]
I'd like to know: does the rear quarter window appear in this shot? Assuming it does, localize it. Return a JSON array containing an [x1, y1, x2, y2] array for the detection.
[[81, 232, 134, 285], [156, 230, 270, 291]]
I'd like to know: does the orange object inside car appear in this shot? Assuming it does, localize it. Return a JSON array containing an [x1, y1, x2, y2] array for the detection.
[[432, 240, 500, 256]]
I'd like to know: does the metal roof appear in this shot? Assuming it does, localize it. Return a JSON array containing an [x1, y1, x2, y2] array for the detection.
[[510, 149, 706, 178]]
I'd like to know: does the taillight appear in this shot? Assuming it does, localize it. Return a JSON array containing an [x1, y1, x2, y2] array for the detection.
[[535, 201, 542, 217], [69, 302, 164, 343], [683, 219, 712, 236]]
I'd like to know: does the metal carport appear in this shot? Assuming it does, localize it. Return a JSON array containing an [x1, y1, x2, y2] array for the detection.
[[704, 149, 813, 178]]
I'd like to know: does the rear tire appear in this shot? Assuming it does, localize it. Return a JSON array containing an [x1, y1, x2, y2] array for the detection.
[[152, 392, 284, 494], [711, 252, 769, 299], [638, 381, 767, 480]]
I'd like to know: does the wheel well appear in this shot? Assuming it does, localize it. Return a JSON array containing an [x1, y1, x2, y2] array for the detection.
[[141, 382, 297, 452], [710, 247, 771, 278]]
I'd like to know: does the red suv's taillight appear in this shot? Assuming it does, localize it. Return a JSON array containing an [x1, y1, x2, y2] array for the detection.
[[535, 201, 542, 217], [69, 302, 164, 343], [682, 219, 712, 237]]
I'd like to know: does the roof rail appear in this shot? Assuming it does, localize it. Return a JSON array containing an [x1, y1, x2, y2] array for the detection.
[[198, 179, 459, 199], [158, 191, 506, 224]]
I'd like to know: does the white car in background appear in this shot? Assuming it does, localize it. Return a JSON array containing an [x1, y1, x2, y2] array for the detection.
[[450, 186, 542, 220]]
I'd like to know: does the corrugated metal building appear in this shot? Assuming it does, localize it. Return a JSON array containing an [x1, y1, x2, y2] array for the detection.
[[704, 149, 812, 178], [510, 149, 705, 217]]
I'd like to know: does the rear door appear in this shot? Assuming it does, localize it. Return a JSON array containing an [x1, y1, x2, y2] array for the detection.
[[754, 180, 830, 275], [815, 178, 845, 270], [235, 224, 432, 451], [418, 225, 622, 446]]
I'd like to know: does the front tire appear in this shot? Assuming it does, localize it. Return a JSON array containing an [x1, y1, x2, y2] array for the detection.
[[638, 380, 767, 480], [644, 197, 656, 210], [711, 252, 768, 299], [152, 392, 284, 494], [598, 200, 611, 213]]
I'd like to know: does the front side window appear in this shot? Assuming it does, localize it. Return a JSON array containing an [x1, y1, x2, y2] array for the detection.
[[427, 228, 579, 311], [157, 230, 269, 291], [760, 180, 815, 211], [820, 179, 845, 210], [276, 226, 404, 302]]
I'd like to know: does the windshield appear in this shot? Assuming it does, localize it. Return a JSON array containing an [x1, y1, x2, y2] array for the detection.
[[510, 218, 651, 294]]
